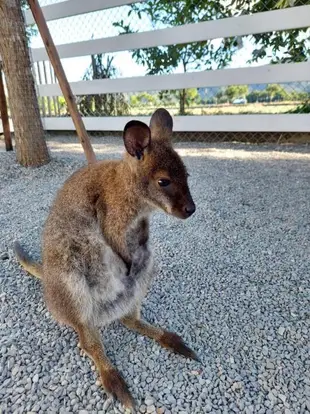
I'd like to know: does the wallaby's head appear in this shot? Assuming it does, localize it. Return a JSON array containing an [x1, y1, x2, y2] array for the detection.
[[122, 108, 195, 220]]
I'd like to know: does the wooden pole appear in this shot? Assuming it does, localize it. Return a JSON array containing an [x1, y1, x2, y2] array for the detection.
[[27, 0, 96, 164], [0, 64, 13, 151], [36, 62, 46, 118]]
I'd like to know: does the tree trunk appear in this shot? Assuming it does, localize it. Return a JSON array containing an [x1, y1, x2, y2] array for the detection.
[[0, 0, 50, 167], [179, 89, 186, 115]]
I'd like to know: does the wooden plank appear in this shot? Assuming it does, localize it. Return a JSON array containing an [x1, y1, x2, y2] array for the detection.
[[42, 114, 310, 133], [49, 62, 60, 116], [36, 61, 46, 117], [30, 6, 310, 61], [0, 118, 13, 133], [0, 65, 13, 150], [42, 61, 52, 116], [37, 62, 310, 96], [24, 0, 147, 25]]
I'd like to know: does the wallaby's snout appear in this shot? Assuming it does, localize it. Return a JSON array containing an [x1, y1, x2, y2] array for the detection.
[[170, 188, 196, 220], [183, 198, 196, 218]]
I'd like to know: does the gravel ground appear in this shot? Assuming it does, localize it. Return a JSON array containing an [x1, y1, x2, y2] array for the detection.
[[0, 136, 310, 414]]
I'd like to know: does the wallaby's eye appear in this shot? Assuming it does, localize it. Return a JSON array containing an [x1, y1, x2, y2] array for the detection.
[[158, 178, 171, 187]]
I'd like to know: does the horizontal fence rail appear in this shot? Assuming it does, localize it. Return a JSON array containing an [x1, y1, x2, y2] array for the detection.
[[24, 0, 147, 25], [37, 62, 310, 96], [41, 114, 310, 133], [21, 1, 310, 136], [30, 6, 310, 62], [1, 115, 307, 134]]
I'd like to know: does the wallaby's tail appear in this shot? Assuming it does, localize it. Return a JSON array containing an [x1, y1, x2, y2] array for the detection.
[[14, 241, 43, 279]]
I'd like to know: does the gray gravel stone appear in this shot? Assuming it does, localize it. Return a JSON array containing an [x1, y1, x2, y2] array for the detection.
[[278, 394, 286, 403], [145, 397, 154, 406], [266, 360, 275, 370], [0, 251, 9, 260], [166, 395, 176, 404], [12, 365, 19, 376], [205, 402, 212, 412], [1, 137, 309, 414]]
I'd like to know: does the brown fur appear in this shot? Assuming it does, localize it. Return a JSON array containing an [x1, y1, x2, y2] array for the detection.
[[14, 241, 42, 279], [14, 108, 197, 410], [159, 331, 200, 361]]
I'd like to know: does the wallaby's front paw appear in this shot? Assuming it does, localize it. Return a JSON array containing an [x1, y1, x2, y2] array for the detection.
[[130, 244, 151, 275], [101, 368, 136, 410]]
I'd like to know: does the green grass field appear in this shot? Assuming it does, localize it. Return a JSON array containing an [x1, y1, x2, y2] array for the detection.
[[130, 102, 300, 116]]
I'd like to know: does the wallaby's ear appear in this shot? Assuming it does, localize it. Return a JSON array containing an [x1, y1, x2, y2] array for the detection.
[[149, 108, 173, 140], [123, 120, 151, 159]]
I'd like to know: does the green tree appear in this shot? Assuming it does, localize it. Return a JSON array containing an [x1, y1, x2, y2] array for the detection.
[[291, 91, 310, 101], [266, 84, 288, 102], [215, 88, 228, 104], [258, 91, 269, 102], [80, 54, 129, 116], [21, 0, 38, 43], [158, 90, 179, 106], [130, 92, 159, 107], [229, 0, 310, 64], [225, 85, 249, 101], [247, 90, 261, 103], [186, 88, 201, 106], [115, 0, 238, 115]]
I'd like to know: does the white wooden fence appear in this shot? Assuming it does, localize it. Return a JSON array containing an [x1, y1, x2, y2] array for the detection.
[[23, 1, 310, 133]]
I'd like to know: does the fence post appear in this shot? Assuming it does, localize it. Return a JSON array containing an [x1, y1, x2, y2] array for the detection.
[[0, 63, 13, 151], [27, 0, 97, 164]]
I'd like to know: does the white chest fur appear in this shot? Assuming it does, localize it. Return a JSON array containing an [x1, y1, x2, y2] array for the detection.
[[66, 225, 154, 327]]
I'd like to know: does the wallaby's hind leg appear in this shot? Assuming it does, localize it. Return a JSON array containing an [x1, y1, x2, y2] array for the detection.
[[121, 309, 200, 362], [76, 324, 135, 409]]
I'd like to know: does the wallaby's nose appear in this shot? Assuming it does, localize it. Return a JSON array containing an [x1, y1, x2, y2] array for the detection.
[[184, 202, 196, 217]]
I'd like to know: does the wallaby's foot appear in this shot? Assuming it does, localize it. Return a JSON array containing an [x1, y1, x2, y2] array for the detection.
[[76, 324, 135, 410], [101, 368, 135, 410], [121, 313, 200, 362], [159, 331, 200, 362]]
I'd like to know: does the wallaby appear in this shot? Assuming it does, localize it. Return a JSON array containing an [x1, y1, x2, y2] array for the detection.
[[14, 108, 197, 410]]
